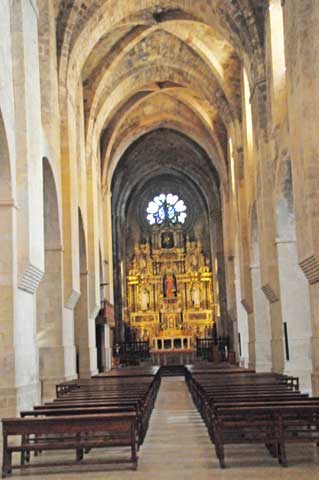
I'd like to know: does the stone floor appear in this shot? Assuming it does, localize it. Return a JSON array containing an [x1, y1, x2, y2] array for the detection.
[[2, 376, 319, 479]]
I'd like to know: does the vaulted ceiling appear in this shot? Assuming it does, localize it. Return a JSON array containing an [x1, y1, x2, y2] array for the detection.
[[55, 0, 266, 193]]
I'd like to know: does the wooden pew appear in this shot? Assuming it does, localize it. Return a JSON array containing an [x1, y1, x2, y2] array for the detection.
[[186, 368, 318, 467], [2, 369, 161, 477], [2, 413, 138, 478], [40, 374, 159, 446], [37, 398, 149, 446], [211, 404, 319, 467], [57, 366, 160, 397]]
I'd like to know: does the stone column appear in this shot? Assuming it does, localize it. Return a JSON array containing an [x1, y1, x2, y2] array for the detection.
[[37, 246, 68, 399], [10, 0, 45, 411], [75, 271, 98, 378], [235, 147, 256, 369], [276, 238, 312, 391], [0, 202, 17, 418], [101, 324, 112, 371], [221, 190, 239, 356], [211, 208, 228, 338], [234, 247, 249, 367], [250, 264, 272, 372], [251, 81, 285, 374], [283, 0, 319, 394]]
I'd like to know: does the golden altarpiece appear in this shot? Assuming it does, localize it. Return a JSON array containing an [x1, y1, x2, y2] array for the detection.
[[126, 224, 217, 360]]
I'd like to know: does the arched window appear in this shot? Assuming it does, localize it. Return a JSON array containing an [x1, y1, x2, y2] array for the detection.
[[146, 193, 187, 225]]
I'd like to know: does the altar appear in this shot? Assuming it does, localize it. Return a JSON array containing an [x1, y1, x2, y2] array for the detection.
[[125, 222, 218, 357]]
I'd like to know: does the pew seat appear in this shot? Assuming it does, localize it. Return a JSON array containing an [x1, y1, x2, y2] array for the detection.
[[2, 413, 138, 478]]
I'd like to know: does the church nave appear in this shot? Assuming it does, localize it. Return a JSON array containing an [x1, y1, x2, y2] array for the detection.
[[2, 375, 319, 480]]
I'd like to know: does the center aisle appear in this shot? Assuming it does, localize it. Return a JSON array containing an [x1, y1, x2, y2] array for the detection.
[[138, 376, 217, 477]]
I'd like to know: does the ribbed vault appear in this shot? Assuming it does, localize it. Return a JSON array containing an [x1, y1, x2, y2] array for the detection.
[[55, 0, 267, 198]]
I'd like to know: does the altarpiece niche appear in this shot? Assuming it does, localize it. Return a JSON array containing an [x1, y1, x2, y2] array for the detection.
[[126, 199, 217, 354]]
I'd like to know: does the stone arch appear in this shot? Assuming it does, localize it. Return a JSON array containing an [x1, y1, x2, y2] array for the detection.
[[36, 157, 64, 399], [275, 155, 312, 390], [74, 208, 97, 378], [59, 0, 262, 93], [42, 158, 61, 249], [0, 110, 12, 201], [249, 201, 272, 372], [89, 65, 232, 161], [105, 113, 226, 189]]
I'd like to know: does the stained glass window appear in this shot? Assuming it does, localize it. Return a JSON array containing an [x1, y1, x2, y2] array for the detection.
[[146, 193, 187, 225]]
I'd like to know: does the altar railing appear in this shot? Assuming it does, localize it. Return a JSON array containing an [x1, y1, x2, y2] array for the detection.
[[113, 341, 150, 366], [196, 336, 231, 362]]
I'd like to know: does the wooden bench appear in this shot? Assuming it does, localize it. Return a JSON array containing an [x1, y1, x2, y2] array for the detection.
[[33, 399, 146, 446], [35, 374, 159, 447], [2, 413, 138, 477], [211, 404, 319, 468], [57, 366, 160, 397], [186, 369, 319, 467], [56, 378, 158, 398]]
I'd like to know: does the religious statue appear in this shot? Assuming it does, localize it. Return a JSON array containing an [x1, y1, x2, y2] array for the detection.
[[129, 243, 141, 274], [186, 235, 191, 252], [128, 255, 138, 276], [191, 282, 201, 308], [139, 241, 152, 273], [139, 254, 147, 272], [190, 247, 199, 270], [161, 231, 174, 249], [134, 243, 140, 257], [168, 316, 175, 328], [197, 241, 205, 268], [185, 241, 198, 271], [140, 287, 150, 311], [141, 241, 151, 255], [163, 272, 177, 298]]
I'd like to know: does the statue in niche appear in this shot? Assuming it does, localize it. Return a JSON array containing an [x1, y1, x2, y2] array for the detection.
[[200, 257, 210, 273], [128, 255, 138, 276], [139, 254, 147, 272], [191, 282, 201, 308], [186, 235, 191, 252], [168, 316, 175, 329], [140, 287, 150, 311], [197, 241, 205, 268], [190, 245, 199, 270], [141, 241, 151, 255], [129, 243, 141, 274], [139, 241, 151, 273], [186, 241, 198, 271], [163, 271, 177, 298], [161, 231, 174, 249], [134, 243, 140, 257], [186, 239, 206, 272]]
